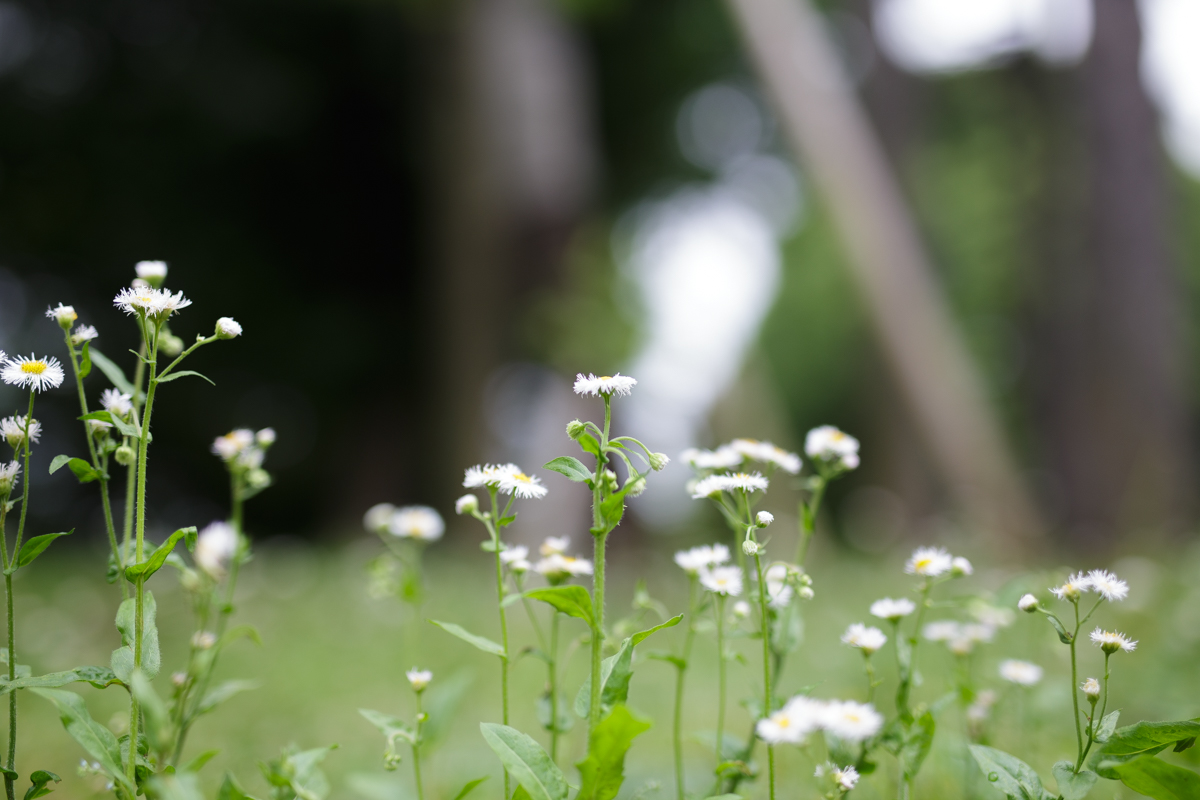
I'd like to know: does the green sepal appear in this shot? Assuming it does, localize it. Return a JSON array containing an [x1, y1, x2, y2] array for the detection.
[[575, 705, 651, 800], [429, 620, 506, 658], [479, 723, 568, 800], [156, 370, 214, 385], [124, 526, 197, 582], [12, 530, 73, 571], [523, 586, 596, 629]]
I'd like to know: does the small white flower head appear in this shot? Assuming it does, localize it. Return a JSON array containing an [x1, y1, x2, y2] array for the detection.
[[1018, 593, 1039, 613], [455, 494, 479, 516], [463, 462, 519, 489], [1086, 570, 1129, 602], [742, 539, 759, 556], [71, 325, 99, 346], [100, 388, 133, 419], [696, 471, 770, 499], [765, 563, 796, 608], [236, 448, 265, 471], [171, 671, 188, 688], [135, 260, 169, 285], [194, 521, 239, 579], [870, 597, 915, 621], [649, 452, 670, 471], [841, 623, 887, 655], [1090, 628, 1137, 654], [732, 600, 752, 619], [680, 445, 742, 471], [820, 700, 883, 742], [113, 286, 190, 320], [500, 545, 529, 568], [905, 546, 953, 577], [212, 429, 254, 461], [999, 659, 1043, 687], [45, 303, 78, 329], [388, 506, 445, 542], [364, 503, 395, 533], [535, 554, 593, 583], [498, 469, 548, 499], [815, 762, 860, 793], [406, 668, 432, 693], [1, 416, 41, 449], [756, 696, 825, 744], [0, 461, 20, 494], [951, 556, 974, 577], [922, 620, 960, 642], [87, 419, 113, 437], [573, 373, 637, 398], [730, 439, 802, 474], [540, 536, 570, 557], [215, 317, 242, 340], [156, 290, 192, 317], [255, 428, 276, 447], [1051, 572, 1093, 602], [192, 631, 217, 650], [2, 354, 65, 392], [804, 426, 860, 471], [700, 565, 743, 596], [756, 510, 774, 528], [673, 544, 730, 574], [1081, 677, 1101, 699]]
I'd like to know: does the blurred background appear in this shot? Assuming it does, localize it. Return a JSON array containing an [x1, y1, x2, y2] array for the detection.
[[1, 0, 1200, 555]]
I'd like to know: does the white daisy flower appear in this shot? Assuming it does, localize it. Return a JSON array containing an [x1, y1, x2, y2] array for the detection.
[[730, 439, 802, 474], [1086, 570, 1129, 602], [540, 536, 570, 556], [904, 546, 953, 577], [72, 325, 99, 346], [690, 474, 729, 499], [500, 545, 529, 566], [766, 563, 795, 608], [922, 620, 961, 642], [700, 565, 743, 596], [820, 700, 883, 742], [194, 521, 239, 579], [1050, 572, 1093, 601], [135, 261, 168, 282], [0, 461, 20, 494], [463, 462, 520, 489], [573, 373, 637, 397], [999, 660, 1043, 686], [815, 762, 860, 792], [1081, 677, 1101, 698], [45, 303, 78, 327], [673, 544, 731, 574], [406, 668, 432, 692], [755, 696, 825, 744], [455, 494, 479, 515], [212, 429, 254, 461], [388, 506, 445, 542], [100, 389, 133, 418], [870, 597, 915, 621], [236, 448, 265, 471], [726, 472, 770, 494], [804, 426, 860, 471], [498, 470, 548, 499], [952, 556, 974, 576], [756, 511, 774, 527], [363, 503, 396, 533], [215, 317, 242, 339], [1018, 593, 1039, 612], [1090, 628, 1137, 654], [256, 428, 276, 447], [2, 354, 65, 392], [732, 600, 752, 618], [114, 285, 161, 316], [535, 554, 593, 582], [156, 289, 192, 317], [1, 416, 41, 449], [680, 445, 743, 470], [841, 623, 887, 655]]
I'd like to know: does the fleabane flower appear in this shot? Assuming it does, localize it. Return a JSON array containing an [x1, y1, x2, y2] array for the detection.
[[388, 506, 445, 542], [766, 563, 797, 608], [815, 762, 860, 792], [1086, 570, 1129, 602], [406, 668, 432, 692], [805, 425, 860, 471], [904, 546, 953, 577], [700, 565, 743, 596], [1051, 572, 1093, 601], [820, 700, 883, 742], [756, 695, 824, 744], [363, 503, 396, 533], [691, 471, 769, 499], [674, 544, 731, 574], [71, 325, 98, 345], [101, 389, 133, 419], [256, 428, 275, 447], [212, 429, 254, 461], [573, 373, 637, 397], [1018, 594, 1039, 612], [46, 303, 78, 328], [999, 659, 1043, 686], [2, 355, 65, 392], [194, 521, 238, 579], [498, 470, 548, 499], [1090, 628, 1137, 654], [841, 623, 887, 655], [536, 554, 592, 582], [0, 461, 20, 494], [215, 317, 242, 339], [114, 285, 161, 316], [870, 597, 915, 621], [730, 439, 802, 474], [156, 289, 192, 317], [455, 495, 478, 515], [1, 416, 41, 448], [463, 463, 520, 489], [922, 621, 960, 642], [1081, 678, 1101, 699], [680, 445, 742, 471], [541, 536, 570, 556], [135, 260, 169, 283], [756, 511, 774, 527], [952, 557, 973, 576], [500, 546, 530, 572]]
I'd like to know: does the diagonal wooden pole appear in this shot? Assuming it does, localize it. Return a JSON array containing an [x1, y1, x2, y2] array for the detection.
[[725, 0, 1043, 543]]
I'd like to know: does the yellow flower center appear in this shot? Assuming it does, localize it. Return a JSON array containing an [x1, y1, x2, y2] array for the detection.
[[514, 473, 532, 483], [915, 558, 932, 571], [777, 715, 791, 728], [845, 712, 861, 723], [21, 361, 47, 375], [600, 376, 612, 380]]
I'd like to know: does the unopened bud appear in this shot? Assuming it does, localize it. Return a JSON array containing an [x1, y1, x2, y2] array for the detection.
[[732, 600, 751, 619], [135, 261, 168, 287], [1018, 594, 1038, 613], [246, 468, 271, 489], [951, 557, 973, 577], [649, 452, 669, 471], [624, 476, 646, 497], [47, 303, 77, 329], [192, 631, 217, 650], [742, 539, 759, 556], [1081, 677, 1100, 700], [603, 469, 619, 492], [256, 428, 276, 447], [171, 672, 188, 688], [798, 586, 815, 600], [158, 332, 184, 357], [215, 317, 242, 340], [115, 446, 136, 466], [756, 510, 774, 528], [455, 494, 479, 515], [566, 419, 586, 440]]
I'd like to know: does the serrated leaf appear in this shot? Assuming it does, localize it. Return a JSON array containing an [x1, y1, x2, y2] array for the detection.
[[575, 616, 682, 718], [575, 705, 651, 800], [524, 586, 595, 629], [1110, 755, 1200, 799], [429, 620, 506, 658], [14, 530, 73, 570], [480, 724, 568, 800], [969, 744, 1055, 800], [156, 370, 214, 385], [88, 349, 135, 396], [543, 457, 593, 485], [29, 688, 132, 792], [124, 526, 197, 582]]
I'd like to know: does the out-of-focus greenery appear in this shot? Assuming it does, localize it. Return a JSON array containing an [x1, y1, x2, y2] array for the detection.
[[11, 526, 1200, 798]]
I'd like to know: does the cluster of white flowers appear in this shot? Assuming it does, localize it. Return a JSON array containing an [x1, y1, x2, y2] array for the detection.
[[999, 659, 1044, 686], [71, 325, 98, 345], [100, 388, 133, 419], [682, 438, 803, 475], [804, 425, 860, 472], [903, 546, 971, 578], [690, 471, 769, 499], [673, 543, 731, 575], [869, 597, 915, 621], [362, 503, 445, 542], [756, 695, 883, 745], [0, 354, 65, 393], [1049, 569, 1129, 603], [463, 462, 548, 500], [765, 562, 812, 606], [113, 285, 192, 320], [923, 620, 997, 655], [210, 428, 274, 488], [814, 762, 860, 792], [841, 622, 887, 655], [1, 415, 41, 449], [194, 521, 239, 580], [573, 373, 637, 397]]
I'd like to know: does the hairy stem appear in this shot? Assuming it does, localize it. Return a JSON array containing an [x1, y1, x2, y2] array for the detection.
[[715, 593, 726, 771], [549, 610, 560, 762], [413, 691, 425, 800], [5, 391, 35, 800], [1070, 601, 1083, 767], [753, 551, 775, 800], [674, 578, 697, 800]]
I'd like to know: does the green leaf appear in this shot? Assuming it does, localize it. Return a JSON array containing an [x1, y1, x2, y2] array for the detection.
[[576, 433, 602, 458], [78, 340, 92, 379], [597, 492, 626, 533], [1046, 614, 1073, 644], [1052, 761, 1098, 800], [1091, 719, 1200, 778], [182, 751, 219, 773], [429, 620, 506, 658], [1095, 710, 1120, 743], [543, 457, 593, 485], [124, 526, 197, 582], [79, 410, 139, 439], [22, 770, 60, 800], [49, 455, 101, 484], [217, 772, 262, 800], [479, 724, 568, 800], [575, 705, 651, 800], [111, 591, 160, 681], [898, 711, 935, 781], [524, 586, 596, 629], [450, 777, 488, 800], [156, 370, 214, 385], [359, 709, 414, 770], [259, 745, 337, 800], [0, 666, 120, 696], [14, 530, 73, 570], [88, 349, 135, 396], [131, 669, 170, 753], [29, 688, 132, 792], [1109, 756, 1200, 800], [968, 744, 1055, 800], [575, 616, 682, 718], [147, 773, 206, 800], [197, 680, 259, 715], [537, 692, 573, 735]]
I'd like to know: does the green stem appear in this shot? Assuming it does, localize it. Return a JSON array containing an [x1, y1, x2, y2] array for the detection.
[[488, 490, 511, 800], [4, 391, 35, 800], [753, 551, 775, 800], [715, 593, 726, 770], [1078, 654, 1111, 770], [865, 654, 876, 704], [673, 579, 697, 800], [794, 478, 826, 566], [413, 691, 425, 800], [549, 611, 560, 763], [897, 581, 933, 718], [1070, 602, 1083, 767], [587, 397, 612, 739], [123, 343, 147, 562]]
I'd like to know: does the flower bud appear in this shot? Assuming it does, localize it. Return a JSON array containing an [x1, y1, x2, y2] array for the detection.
[[756, 510, 774, 528], [256, 428, 276, 447], [406, 668, 432, 693], [191, 631, 217, 650], [798, 586, 815, 600], [1018, 594, 1038, 613], [649, 452, 670, 471], [171, 672, 188, 688], [624, 476, 646, 497], [135, 261, 168, 287], [246, 468, 271, 489], [0, 462, 19, 495], [114, 445, 136, 466], [603, 469, 619, 492], [732, 600, 751, 619], [566, 419, 587, 440], [742, 539, 759, 556], [951, 557, 973, 577], [158, 332, 184, 357], [46, 303, 77, 329], [87, 419, 112, 438], [455, 494, 479, 515], [215, 317, 242, 339], [1081, 677, 1100, 701]]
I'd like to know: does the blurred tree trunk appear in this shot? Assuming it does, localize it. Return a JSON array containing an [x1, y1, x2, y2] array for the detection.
[[1034, 0, 1192, 545]]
